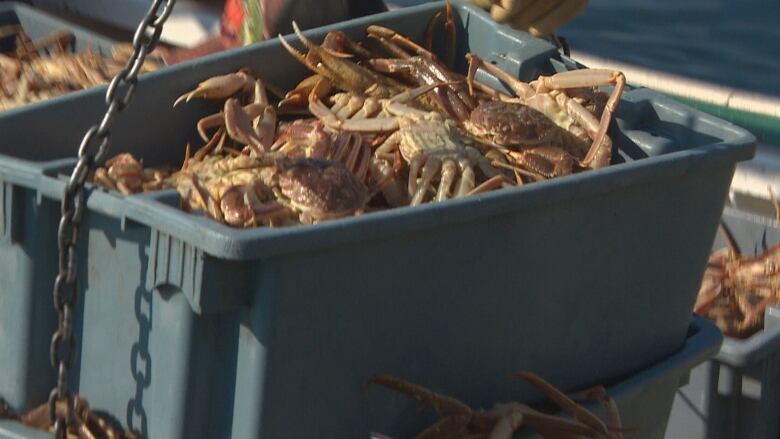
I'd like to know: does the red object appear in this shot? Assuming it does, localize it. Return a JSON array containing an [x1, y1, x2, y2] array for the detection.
[[221, 0, 245, 38]]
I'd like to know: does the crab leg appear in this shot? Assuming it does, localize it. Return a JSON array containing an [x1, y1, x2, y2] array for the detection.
[[375, 131, 402, 159], [279, 74, 331, 108], [693, 281, 725, 315], [310, 96, 399, 132], [370, 57, 469, 120], [281, 21, 405, 98], [488, 405, 600, 439], [455, 157, 476, 197], [174, 70, 254, 106], [311, 82, 451, 133], [408, 155, 425, 199], [197, 102, 267, 141], [323, 31, 375, 59], [511, 371, 610, 436], [534, 69, 625, 167], [367, 375, 472, 439], [423, 0, 456, 68], [466, 174, 506, 197], [255, 112, 277, 153], [436, 159, 458, 201], [370, 157, 409, 207], [411, 156, 442, 206], [224, 98, 268, 155], [466, 53, 536, 99], [568, 386, 625, 438]]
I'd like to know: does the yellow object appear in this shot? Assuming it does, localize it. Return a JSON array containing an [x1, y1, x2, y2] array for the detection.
[[472, 0, 588, 36]]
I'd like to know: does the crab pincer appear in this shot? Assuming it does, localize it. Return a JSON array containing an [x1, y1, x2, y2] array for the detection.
[[173, 69, 255, 106]]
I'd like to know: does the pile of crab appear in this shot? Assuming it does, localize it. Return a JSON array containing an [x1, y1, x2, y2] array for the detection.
[[92, 3, 625, 229], [0, 26, 161, 111], [694, 190, 780, 338]]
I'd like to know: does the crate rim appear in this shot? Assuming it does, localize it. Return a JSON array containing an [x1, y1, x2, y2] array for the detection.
[[0, 132, 754, 261]]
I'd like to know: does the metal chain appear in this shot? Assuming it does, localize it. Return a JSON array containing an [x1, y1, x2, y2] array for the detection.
[[48, 1, 176, 437]]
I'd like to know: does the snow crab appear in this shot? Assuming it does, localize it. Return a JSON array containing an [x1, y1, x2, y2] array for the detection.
[[174, 69, 278, 156], [368, 371, 625, 439], [172, 154, 373, 227], [0, 26, 159, 111], [0, 395, 137, 439], [465, 54, 625, 174], [90, 153, 174, 194], [694, 195, 780, 338]]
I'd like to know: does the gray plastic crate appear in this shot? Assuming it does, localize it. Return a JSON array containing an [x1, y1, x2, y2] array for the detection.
[[666, 208, 780, 439], [0, 0, 756, 438], [0, 2, 115, 411], [0, 316, 724, 439]]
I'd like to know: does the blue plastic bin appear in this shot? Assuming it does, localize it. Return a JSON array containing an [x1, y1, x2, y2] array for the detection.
[[0, 316, 723, 439], [0, 1, 755, 438], [0, 1, 116, 411], [666, 208, 780, 439]]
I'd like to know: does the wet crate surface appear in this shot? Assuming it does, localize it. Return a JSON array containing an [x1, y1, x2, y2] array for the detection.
[[0, 1, 756, 438], [666, 208, 780, 439]]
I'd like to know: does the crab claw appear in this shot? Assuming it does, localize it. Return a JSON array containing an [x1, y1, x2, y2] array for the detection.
[[224, 98, 267, 155], [174, 70, 254, 106]]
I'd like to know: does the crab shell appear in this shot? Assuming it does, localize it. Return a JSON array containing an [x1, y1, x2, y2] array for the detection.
[[465, 100, 572, 148], [274, 158, 369, 224]]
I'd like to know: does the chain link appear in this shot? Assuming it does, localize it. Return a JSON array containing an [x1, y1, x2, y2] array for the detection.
[[48, 1, 176, 437]]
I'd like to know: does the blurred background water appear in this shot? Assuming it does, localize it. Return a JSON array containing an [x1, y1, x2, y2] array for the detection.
[[559, 0, 780, 97]]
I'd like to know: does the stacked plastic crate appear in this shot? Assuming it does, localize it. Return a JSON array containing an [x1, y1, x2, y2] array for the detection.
[[0, 1, 762, 438]]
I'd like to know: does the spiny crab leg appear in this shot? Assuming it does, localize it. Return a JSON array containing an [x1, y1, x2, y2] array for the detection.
[[253, 78, 278, 148], [370, 56, 474, 121], [568, 386, 626, 438], [174, 70, 254, 106], [423, 0, 456, 69], [309, 81, 456, 133], [280, 21, 405, 98], [224, 98, 268, 155], [466, 174, 509, 197], [465, 53, 535, 102], [487, 404, 603, 439], [511, 371, 610, 436], [367, 374, 472, 439], [279, 74, 333, 109], [197, 102, 267, 142]]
